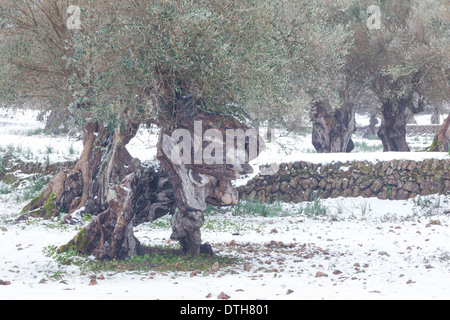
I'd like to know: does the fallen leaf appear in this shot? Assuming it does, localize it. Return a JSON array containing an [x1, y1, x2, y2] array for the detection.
[[378, 251, 390, 257], [218, 292, 230, 300], [0, 280, 11, 286], [315, 271, 328, 278], [190, 269, 201, 277]]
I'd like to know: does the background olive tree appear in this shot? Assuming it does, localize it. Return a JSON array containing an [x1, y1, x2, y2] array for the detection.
[[275, 0, 449, 153], [345, 0, 449, 152]]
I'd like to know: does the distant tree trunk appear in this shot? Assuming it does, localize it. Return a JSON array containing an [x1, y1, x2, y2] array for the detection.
[[311, 102, 355, 153], [431, 107, 441, 125], [266, 120, 273, 142], [378, 94, 425, 152], [429, 113, 450, 152], [22, 120, 141, 220], [363, 114, 379, 138], [43, 109, 70, 135], [378, 97, 410, 152]]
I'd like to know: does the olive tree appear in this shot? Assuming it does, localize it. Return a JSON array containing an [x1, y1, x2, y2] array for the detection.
[[1, 0, 295, 257], [347, 0, 449, 151], [271, 0, 362, 153]]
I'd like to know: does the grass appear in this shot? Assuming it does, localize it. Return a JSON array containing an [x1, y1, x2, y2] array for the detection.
[[203, 217, 247, 233], [297, 192, 327, 217], [1, 144, 36, 162], [412, 194, 442, 211], [22, 174, 50, 201], [358, 199, 372, 215], [27, 128, 44, 136], [6, 144, 15, 156], [44, 244, 238, 274], [68, 143, 76, 156], [0, 155, 5, 173], [233, 200, 283, 217], [0, 182, 11, 195], [353, 141, 383, 152], [205, 200, 287, 218], [206, 194, 332, 220], [91, 247, 236, 274], [365, 135, 380, 141], [45, 144, 54, 154]]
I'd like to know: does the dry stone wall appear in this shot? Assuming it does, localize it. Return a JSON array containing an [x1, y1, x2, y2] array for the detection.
[[238, 158, 450, 203]]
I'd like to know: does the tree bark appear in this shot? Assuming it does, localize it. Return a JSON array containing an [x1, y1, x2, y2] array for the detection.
[[377, 97, 411, 152], [429, 113, 450, 152], [363, 113, 379, 138], [310, 102, 356, 153], [58, 161, 176, 260], [58, 173, 141, 260], [378, 93, 425, 152], [59, 168, 175, 260], [133, 166, 176, 226], [43, 109, 70, 135], [22, 120, 140, 220]]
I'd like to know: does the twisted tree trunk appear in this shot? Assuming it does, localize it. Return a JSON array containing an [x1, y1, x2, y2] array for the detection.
[[58, 167, 175, 260], [26, 102, 262, 259], [22, 120, 140, 220], [59, 173, 141, 259], [22, 119, 177, 260], [378, 94, 424, 152], [157, 107, 262, 255], [311, 102, 355, 153], [378, 97, 411, 152], [61, 105, 260, 259]]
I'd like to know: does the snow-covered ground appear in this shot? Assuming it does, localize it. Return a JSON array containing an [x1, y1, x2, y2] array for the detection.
[[0, 108, 449, 300]]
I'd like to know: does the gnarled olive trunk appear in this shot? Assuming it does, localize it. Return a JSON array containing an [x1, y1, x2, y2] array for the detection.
[[377, 97, 410, 152], [311, 102, 355, 153], [59, 173, 141, 260], [31, 118, 178, 260], [58, 166, 175, 260], [22, 120, 140, 220], [27, 104, 262, 259], [378, 94, 425, 152], [156, 107, 261, 256]]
